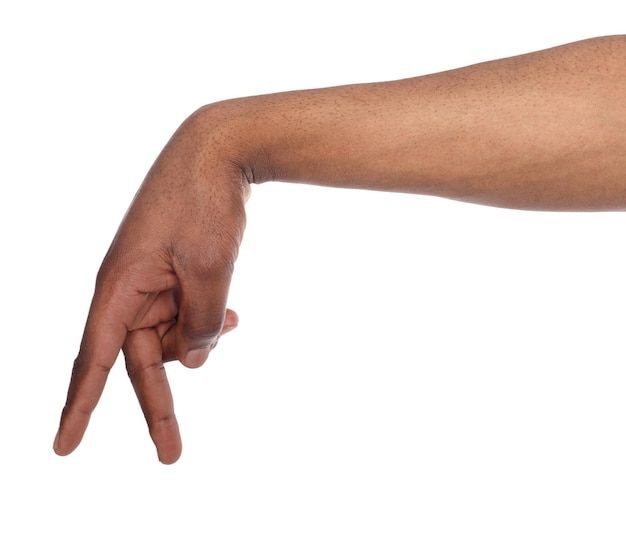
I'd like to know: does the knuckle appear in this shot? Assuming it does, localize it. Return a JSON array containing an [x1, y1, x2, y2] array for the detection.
[[72, 354, 112, 377], [125, 357, 166, 383], [182, 319, 222, 348], [148, 412, 178, 428]]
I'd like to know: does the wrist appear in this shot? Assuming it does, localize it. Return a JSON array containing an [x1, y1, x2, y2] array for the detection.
[[188, 98, 275, 191], [190, 82, 421, 192]]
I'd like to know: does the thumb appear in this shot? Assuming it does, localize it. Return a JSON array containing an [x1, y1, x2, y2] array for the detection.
[[175, 308, 239, 367], [172, 309, 239, 367], [163, 262, 234, 368]]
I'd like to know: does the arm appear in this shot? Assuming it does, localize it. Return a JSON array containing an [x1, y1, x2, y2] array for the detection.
[[54, 35, 626, 464], [232, 35, 626, 209]]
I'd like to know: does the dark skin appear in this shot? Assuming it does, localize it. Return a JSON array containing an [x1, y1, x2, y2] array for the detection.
[[54, 36, 626, 463]]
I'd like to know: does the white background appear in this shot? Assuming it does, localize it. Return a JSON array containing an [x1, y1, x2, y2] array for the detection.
[[2, 1, 626, 531]]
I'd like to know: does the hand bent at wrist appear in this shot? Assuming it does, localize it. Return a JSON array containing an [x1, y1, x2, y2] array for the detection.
[[54, 102, 252, 463]]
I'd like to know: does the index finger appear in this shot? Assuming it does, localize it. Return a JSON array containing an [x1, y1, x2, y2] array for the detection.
[[53, 300, 127, 456]]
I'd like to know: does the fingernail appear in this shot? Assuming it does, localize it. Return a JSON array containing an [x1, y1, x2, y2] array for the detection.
[[184, 348, 209, 368]]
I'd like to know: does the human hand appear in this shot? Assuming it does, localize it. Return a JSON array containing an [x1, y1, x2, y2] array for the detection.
[[53, 107, 250, 463]]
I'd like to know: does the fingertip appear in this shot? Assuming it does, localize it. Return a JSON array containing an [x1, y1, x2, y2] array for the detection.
[[181, 347, 210, 368], [52, 430, 63, 456], [220, 309, 239, 336], [53, 405, 91, 457], [151, 417, 183, 464], [52, 429, 74, 457], [224, 308, 239, 327], [158, 446, 182, 465]]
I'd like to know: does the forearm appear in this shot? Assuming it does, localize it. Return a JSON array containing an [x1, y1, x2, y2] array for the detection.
[[200, 35, 626, 211]]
